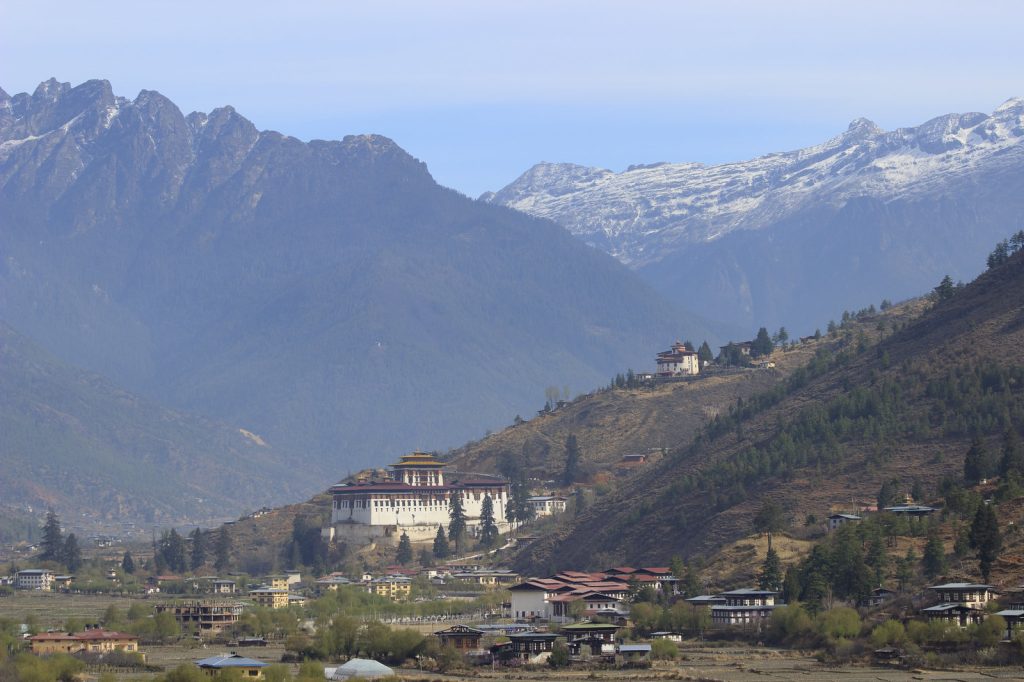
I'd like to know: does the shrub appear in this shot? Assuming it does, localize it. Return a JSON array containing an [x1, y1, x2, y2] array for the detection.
[[651, 638, 678, 660], [870, 619, 906, 648]]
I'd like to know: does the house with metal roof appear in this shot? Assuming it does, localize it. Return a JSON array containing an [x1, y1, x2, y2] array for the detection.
[[195, 653, 268, 677], [928, 582, 997, 608], [827, 513, 861, 531]]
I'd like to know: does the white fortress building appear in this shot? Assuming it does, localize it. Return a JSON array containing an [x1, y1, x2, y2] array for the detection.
[[322, 452, 511, 545], [655, 341, 700, 376]]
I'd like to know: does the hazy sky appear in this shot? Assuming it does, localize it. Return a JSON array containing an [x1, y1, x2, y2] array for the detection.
[[3, 1, 1023, 196]]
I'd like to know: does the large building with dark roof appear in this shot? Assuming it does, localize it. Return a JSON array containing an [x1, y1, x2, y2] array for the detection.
[[323, 451, 510, 544]]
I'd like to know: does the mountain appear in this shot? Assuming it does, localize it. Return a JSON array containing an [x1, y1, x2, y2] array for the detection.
[[0, 321, 312, 527], [514, 247, 1024, 573], [0, 79, 718, 485], [484, 100, 1024, 333]]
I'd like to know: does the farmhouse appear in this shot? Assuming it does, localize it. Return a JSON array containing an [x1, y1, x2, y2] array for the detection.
[[527, 495, 567, 517], [827, 513, 861, 531], [433, 624, 485, 652], [324, 452, 511, 545], [710, 589, 778, 626], [30, 628, 140, 656], [928, 582, 997, 608], [195, 653, 268, 678]]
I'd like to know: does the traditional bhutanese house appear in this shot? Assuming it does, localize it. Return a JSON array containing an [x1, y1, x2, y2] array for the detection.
[[561, 622, 619, 656], [449, 568, 520, 587], [920, 603, 985, 627], [509, 578, 569, 620], [994, 609, 1024, 640], [827, 513, 861, 531], [656, 341, 700, 376], [316, 575, 353, 594], [883, 504, 937, 517], [249, 587, 289, 609], [581, 592, 628, 615], [526, 495, 567, 517], [507, 632, 559, 662], [196, 653, 268, 678], [861, 586, 898, 607], [617, 643, 652, 664], [711, 589, 777, 627], [651, 631, 684, 643], [434, 625, 485, 652], [211, 579, 237, 594], [30, 628, 140, 657], [53, 575, 74, 591], [928, 582, 997, 608], [685, 595, 727, 608]]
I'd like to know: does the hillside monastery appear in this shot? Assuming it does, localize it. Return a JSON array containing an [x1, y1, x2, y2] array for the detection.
[[322, 452, 511, 545]]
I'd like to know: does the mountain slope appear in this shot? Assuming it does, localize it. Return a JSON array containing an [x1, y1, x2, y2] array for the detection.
[[484, 100, 1024, 332], [0, 321, 312, 527], [0, 79, 718, 480], [515, 249, 1024, 573]]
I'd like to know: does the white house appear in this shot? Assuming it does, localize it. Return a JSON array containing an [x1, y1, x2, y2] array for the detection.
[[15, 569, 54, 591], [827, 513, 861, 531], [527, 496, 567, 517], [656, 341, 700, 376]]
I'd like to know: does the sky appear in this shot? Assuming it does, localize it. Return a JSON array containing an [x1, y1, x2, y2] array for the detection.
[[3, 0, 1024, 197]]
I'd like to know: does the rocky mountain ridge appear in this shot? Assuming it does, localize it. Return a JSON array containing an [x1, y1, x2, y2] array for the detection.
[[0, 79, 714, 492], [484, 99, 1024, 333]]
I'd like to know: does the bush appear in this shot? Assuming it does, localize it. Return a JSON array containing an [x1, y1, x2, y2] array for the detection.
[[766, 604, 815, 645], [870, 619, 905, 648], [818, 607, 862, 640], [651, 638, 678, 660]]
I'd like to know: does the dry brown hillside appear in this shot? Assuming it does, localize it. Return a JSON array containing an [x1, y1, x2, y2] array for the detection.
[[515, 252, 1024, 574]]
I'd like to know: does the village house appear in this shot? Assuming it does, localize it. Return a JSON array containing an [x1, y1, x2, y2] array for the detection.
[[921, 603, 985, 627], [827, 513, 861, 531], [211, 579, 237, 594], [928, 582, 998, 608], [30, 627, 140, 657], [155, 601, 243, 634], [510, 567, 673, 621], [526, 496, 567, 517], [994, 608, 1024, 640], [505, 632, 560, 662], [367, 575, 412, 601], [433, 624, 485, 652], [883, 504, 937, 517], [249, 587, 289, 609], [315, 574, 353, 594], [449, 568, 520, 587], [561, 622, 620, 657], [195, 653, 268, 678], [617, 643, 652, 665], [656, 341, 700, 376], [15, 569, 54, 591], [710, 589, 778, 627], [323, 451, 511, 545], [861, 586, 898, 607]]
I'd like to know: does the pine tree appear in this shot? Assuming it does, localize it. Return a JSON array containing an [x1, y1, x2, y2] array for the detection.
[[697, 340, 714, 367], [934, 274, 955, 301], [969, 503, 1002, 582], [432, 524, 450, 559], [1000, 429, 1023, 477], [964, 437, 994, 484], [40, 511, 63, 562], [877, 479, 898, 510], [782, 565, 801, 603], [758, 547, 783, 591], [752, 327, 774, 357], [121, 551, 135, 574], [214, 526, 232, 572], [159, 529, 187, 573], [189, 528, 207, 571], [922, 531, 947, 579], [396, 532, 413, 565], [62, 534, 82, 572], [448, 494, 467, 555], [479, 495, 498, 549], [562, 434, 581, 486], [753, 500, 785, 552]]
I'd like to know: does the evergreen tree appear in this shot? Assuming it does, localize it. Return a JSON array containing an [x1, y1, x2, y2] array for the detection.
[[562, 434, 581, 486], [432, 524, 450, 559], [40, 511, 63, 562], [964, 437, 995, 484], [189, 528, 207, 571], [214, 526, 232, 572], [479, 495, 498, 549], [1000, 429, 1023, 477], [697, 340, 714, 367], [752, 327, 774, 357], [62, 533, 82, 572], [680, 561, 702, 598], [969, 503, 1002, 582], [934, 274, 955, 301], [877, 479, 898, 510], [448, 494, 467, 555], [782, 565, 801, 604], [922, 531, 947, 579], [753, 499, 786, 551], [159, 529, 187, 573], [121, 551, 135, 574], [396, 532, 413, 565], [758, 547, 783, 592]]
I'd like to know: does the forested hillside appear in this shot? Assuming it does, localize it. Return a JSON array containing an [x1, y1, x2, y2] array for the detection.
[[517, 243, 1024, 573]]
